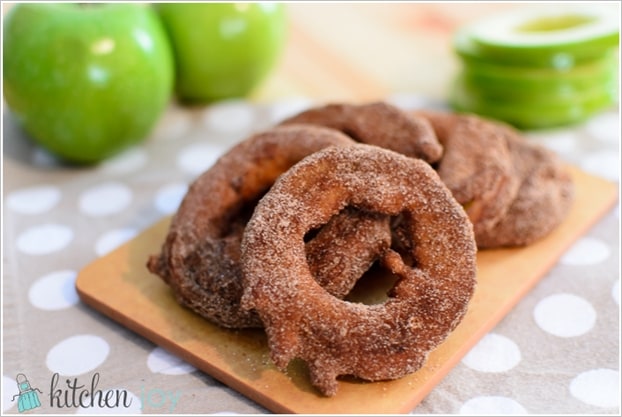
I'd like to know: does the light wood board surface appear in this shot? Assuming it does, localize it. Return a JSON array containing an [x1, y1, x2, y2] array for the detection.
[[76, 166, 617, 414]]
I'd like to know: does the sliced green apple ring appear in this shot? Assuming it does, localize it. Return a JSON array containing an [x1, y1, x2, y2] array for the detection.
[[458, 69, 618, 104], [462, 49, 616, 87], [455, 29, 595, 69], [461, 52, 618, 100], [456, 6, 619, 68], [454, 30, 613, 69], [450, 75, 618, 129]]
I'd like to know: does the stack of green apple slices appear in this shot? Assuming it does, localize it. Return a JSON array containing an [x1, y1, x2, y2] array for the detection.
[[450, 6, 619, 129]]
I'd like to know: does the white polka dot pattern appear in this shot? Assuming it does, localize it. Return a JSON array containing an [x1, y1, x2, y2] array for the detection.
[[177, 143, 228, 177], [78, 182, 133, 217], [2, 375, 19, 412], [528, 131, 578, 155], [29, 270, 78, 310], [154, 183, 188, 215], [95, 228, 138, 257], [153, 109, 192, 142], [46, 335, 110, 376], [203, 100, 255, 133], [459, 396, 527, 414], [580, 152, 620, 183], [17, 223, 74, 255], [147, 347, 196, 375], [387, 92, 431, 110], [461, 333, 521, 372], [570, 369, 620, 408], [560, 237, 611, 265], [267, 97, 314, 123], [584, 113, 620, 144], [7, 186, 61, 215], [533, 293, 596, 338], [99, 148, 147, 175], [612, 280, 620, 305]]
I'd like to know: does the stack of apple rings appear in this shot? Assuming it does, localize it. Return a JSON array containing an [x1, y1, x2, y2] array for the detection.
[[450, 6, 619, 129]]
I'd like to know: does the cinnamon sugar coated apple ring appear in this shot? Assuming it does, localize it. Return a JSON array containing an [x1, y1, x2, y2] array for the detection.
[[475, 125, 574, 248], [147, 125, 392, 329], [415, 110, 573, 248], [413, 110, 522, 238], [281, 101, 443, 163], [306, 207, 391, 299], [240, 144, 477, 396]]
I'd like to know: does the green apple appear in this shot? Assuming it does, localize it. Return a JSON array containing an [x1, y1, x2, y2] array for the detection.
[[3, 3, 174, 164], [455, 6, 619, 69], [155, 3, 287, 102], [461, 50, 618, 100], [450, 74, 618, 129]]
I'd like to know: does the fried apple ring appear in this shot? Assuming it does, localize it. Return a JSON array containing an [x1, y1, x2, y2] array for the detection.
[[415, 110, 573, 248], [240, 144, 477, 396], [280, 101, 443, 163], [475, 127, 574, 248], [306, 207, 391, 299], [413, 110, 522, 239], [147, 125, 391, 329]]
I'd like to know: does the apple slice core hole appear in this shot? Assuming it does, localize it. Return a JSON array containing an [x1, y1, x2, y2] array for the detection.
[[516, 15, 596, 33]]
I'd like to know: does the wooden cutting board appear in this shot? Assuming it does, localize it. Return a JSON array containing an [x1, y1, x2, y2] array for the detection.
[[76, 166, 617, 414]]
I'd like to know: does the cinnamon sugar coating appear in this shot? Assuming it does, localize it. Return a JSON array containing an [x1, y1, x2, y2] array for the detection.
[[415, 110, 573, 248], [414, 110, 522, 238], [146, 102, 573, 397], [147, 125, 391, 328], [240, 144, 477, 396], [475, 124, 575, 248], [306, 207, 392, 299], [281, 101, 443, 163]]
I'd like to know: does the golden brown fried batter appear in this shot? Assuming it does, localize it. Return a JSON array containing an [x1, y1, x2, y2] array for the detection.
[[475, 126, 575, 248], [414, 110, 573, 248], [148, 125, 391, 328], [414, 110, 521, 238], [281, 101, 443, 163], [241, 144, 477, 396]]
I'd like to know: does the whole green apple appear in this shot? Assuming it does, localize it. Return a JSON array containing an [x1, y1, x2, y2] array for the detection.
[[3, 3, 174, 164], [155, 3, 287, 102]]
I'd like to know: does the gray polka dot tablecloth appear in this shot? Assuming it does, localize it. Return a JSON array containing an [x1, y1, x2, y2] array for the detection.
[[2, 95, 620, 414]]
